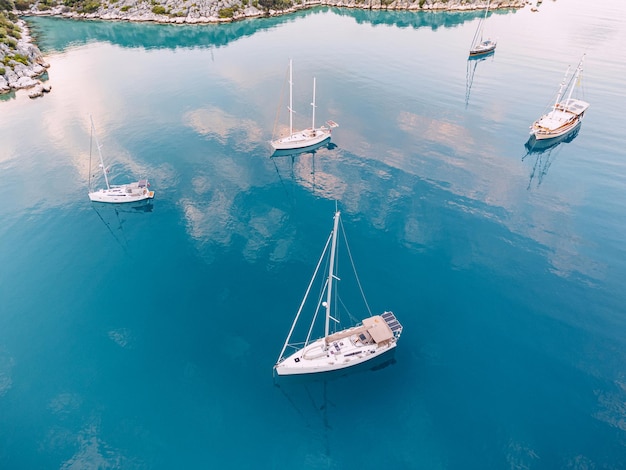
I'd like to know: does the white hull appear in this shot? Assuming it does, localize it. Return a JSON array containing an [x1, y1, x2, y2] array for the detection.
[[89, 182, 154, 204], [275, 333, 397, 376], [270, 127, 331, 151], [276, 311, 402, 376]]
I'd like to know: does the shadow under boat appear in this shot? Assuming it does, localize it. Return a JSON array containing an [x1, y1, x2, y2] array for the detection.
[[270, 139, 336, 159]]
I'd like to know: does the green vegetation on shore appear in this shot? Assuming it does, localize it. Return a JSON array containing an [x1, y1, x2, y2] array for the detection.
[[258, 0, 292, 9], [62, 0, 101, 14], [0, 3, 23, 73]]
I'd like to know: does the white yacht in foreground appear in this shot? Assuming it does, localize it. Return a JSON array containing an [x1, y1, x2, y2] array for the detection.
[[274, 210, 402, 376]]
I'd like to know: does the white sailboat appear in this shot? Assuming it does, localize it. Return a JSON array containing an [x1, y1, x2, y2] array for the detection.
[[469, 0, 497, 57], [270, 59, 338, 151], [274, 210, 402, 376], [88, 116, 155, 204], [530, 55, 589, 141]]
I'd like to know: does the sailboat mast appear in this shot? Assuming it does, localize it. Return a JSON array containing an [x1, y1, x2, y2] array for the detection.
[[90, 115, 110, 190], [88, 123, 93, 191], [566, 55, 585, 103], [311, 77, 317, 130], [554, 65, 571, 109], [288, 59, 293, 136], [478, 0, 489, 41], [471, 0, 489, 47], [324, 210, 340, 339]]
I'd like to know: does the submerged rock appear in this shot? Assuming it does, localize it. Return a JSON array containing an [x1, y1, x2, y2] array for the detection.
[[27, 82, 51, 98]]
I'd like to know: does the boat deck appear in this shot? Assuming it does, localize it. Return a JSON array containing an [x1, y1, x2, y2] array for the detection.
[[558, 98, 590, 116]]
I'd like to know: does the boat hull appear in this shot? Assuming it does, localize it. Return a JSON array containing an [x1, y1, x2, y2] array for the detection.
[[89, 183, 154, 204], [469, 40, 496, 57], [525, 126, 580, 152], [271, 139, 331, 158], [270, 128, 331, 151], [530, 114, 583, 141], [275, 336, 398, 376]]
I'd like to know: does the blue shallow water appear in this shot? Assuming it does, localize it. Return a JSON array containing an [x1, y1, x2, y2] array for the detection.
[[1, 0, 626, 467]]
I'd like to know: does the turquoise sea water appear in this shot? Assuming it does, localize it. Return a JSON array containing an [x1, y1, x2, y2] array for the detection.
[[1, 1, 626, 467]]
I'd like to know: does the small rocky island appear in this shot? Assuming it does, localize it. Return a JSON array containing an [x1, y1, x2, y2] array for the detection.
[[1, 0, 526, 98]]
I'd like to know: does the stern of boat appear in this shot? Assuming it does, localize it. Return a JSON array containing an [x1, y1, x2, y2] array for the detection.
[[381, 311, 403, 340]]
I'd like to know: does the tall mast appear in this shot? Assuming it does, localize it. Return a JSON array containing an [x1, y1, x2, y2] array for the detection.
[[479, 0, 489, 41], [90, 115, 110, 190], [471, 0, 489, 47], [553, 66, 570, 110], [311, 77, 317, 130], [324, 210, 340, 339], [288, 59, 293, 136], [566, 54, 585, 103]]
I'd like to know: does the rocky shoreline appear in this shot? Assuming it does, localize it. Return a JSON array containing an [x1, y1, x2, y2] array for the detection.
[[0, 17, 50, 97], [23, 0, 526, 25], [1, 0, 526, 98]]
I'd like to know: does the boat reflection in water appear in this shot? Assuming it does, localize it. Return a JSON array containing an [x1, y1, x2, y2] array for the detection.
[[270, 140, 338, 195], [465, 52, 494, 107], [91, 199, 154, 252], [522, 126, 580, 189]]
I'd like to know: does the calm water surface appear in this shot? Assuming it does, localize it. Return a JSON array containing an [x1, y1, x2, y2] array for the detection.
[[1, 0, 626, 467]]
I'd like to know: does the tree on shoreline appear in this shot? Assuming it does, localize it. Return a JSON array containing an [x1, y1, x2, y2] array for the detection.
[[258, 0, 293, 10]]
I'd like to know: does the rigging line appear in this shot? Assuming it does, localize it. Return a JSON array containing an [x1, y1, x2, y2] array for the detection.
[[270, 156, 291, 198], [276, 230, 333, 363], [91, 205, 129, 255], [337, 294, 359, 325], [339, 216, 373, 317], [272, 63, 290, 141], [322, 380, 331, 453], [274, 381, 313, 430], [88, 120, 93, 191], [332, 234, 340, 331], [114, 207, 130, 249], [306, 277, 329, 346]]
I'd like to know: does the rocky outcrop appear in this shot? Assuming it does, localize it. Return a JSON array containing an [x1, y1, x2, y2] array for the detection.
[[0, 18, 50, 95]]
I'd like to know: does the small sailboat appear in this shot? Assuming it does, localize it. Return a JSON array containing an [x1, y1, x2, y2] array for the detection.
[[274, 209, 402, 376], [530, 55, 589, 141], [88, 116, 155, 204], [469, 0, 497, 57], [270, 59, 338, 151]]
